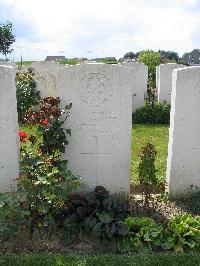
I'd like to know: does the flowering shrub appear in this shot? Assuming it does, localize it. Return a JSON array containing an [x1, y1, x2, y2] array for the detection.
[[19, 131, 28, 143], [16, 69, 40, 123], [18, 97, 82, 233], [0, 97, 82, 239]]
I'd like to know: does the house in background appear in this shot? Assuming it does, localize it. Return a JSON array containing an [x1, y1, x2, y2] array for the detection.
[[45, 56, 67, 62], [182, 49, 200, 65]]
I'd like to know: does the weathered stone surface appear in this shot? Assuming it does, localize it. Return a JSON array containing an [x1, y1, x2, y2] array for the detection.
[[57, 63, 133, 194], [0, 61, 16, 69], [167, 66, 200, 197], [157, 63, 185, 104], [31, 61, 61, 98], [0, 65, 19, 192], [121, 62, 148, 112], [156, 65, 159, 89]]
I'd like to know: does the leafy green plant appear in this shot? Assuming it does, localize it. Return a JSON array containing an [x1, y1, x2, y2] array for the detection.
[[0, 192, 30, 240], [62, 186, 129, 245], [16, 69, 40, 123], [162, 214, 200, 252], [133, 103, 170, 124], [119, 217, 164, 252], [138, 143, 164, 206]]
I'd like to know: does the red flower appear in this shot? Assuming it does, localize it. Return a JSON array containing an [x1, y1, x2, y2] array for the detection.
[[19, 131, 28, 143], [42, 119, 49, 125]]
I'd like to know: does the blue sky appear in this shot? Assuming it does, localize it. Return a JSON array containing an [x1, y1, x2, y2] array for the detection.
[[0, 0, 200, 61]]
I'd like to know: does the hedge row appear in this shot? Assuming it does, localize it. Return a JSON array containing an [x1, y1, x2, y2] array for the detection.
[[133, 104, 171, 124]]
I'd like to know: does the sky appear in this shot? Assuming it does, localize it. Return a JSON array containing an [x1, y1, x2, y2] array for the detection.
[[0, 0, 200, 61]]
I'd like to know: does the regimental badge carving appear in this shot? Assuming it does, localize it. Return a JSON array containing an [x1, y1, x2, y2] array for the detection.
[[80, 73, 113, 106]]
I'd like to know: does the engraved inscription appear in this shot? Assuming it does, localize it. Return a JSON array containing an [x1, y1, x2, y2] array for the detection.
[[80, 73, 113, 106]]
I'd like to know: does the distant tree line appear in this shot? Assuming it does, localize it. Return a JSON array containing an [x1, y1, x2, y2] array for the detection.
[[123, 50, 179, 63]]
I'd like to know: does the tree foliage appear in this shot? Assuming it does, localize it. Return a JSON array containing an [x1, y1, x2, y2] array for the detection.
[[138, 50, 160, 88], [123, 51, 136, 59], [0, 21, 15, 59], [159, 50, 179, 62]]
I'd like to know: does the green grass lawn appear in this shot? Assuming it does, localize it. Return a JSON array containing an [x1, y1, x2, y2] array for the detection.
[[1, 253, 200, 266], [131, 124, 169, 184], [16, 61, 35, 66]]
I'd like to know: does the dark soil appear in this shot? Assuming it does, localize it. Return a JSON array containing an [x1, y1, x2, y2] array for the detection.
[[0, 231, 104, 254], [129, 192, 200, 223]]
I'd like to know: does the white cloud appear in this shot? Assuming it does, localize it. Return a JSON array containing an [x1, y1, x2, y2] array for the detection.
[[1, 0, 200, 60]]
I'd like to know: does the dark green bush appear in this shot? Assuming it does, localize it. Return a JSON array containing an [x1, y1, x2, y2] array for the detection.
[[61, 186, 129, 246], [133, 104, 170, 124]]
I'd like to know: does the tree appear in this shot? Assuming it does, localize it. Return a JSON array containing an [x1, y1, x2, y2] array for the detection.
[[0, 21, 15, 60], [138, 50, 160, 88], [159, 50, 179, 62], [123, 51, 135, 59], [179, 52, 190, 65]]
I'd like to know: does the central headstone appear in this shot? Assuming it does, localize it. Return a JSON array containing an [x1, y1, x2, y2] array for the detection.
[[57, 63, 133, 194]]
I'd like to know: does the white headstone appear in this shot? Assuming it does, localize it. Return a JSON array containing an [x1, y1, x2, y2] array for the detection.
[[121, 62, 148, 113], [0, 65, 19, 192], [167, 66, 200, 197], [158, 63, 185, 104], [0, 61, 16, 70], [156, 65, 159, 89], [57, 63, 133, 194], [31, 61, 61, 98]]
